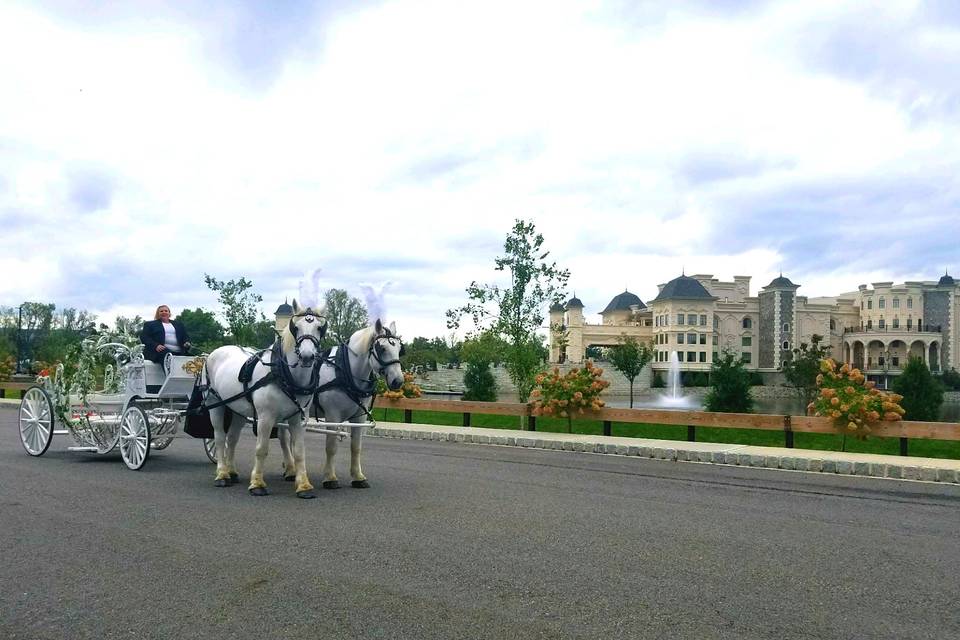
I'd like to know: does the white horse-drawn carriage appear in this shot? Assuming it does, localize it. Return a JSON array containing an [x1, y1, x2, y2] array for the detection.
[[17, 307, 407, 498], [17, 336, 216, 470]]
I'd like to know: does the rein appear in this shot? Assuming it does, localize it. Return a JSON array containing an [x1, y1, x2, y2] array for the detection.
[[313, 333, 405, 421]]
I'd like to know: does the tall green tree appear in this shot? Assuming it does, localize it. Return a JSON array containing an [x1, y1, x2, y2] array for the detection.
[[460, 331, 503, 401], [705, 350, 754, 413], [177, 308, 227, 352], [605, 334, 653, 408], [892, 357, 944, 422], [323, 288, 368, 346], [446, 219, 569, 402], [780, 334, 832, 406], [203, 274, 267, 347]]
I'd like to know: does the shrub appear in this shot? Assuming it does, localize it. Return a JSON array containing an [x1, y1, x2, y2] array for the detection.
[[892, 357, 944, 422], [684, 371, 709, 387], [651, 371, 665, 388], [705, 351, 754, 413], [748, 372, 764, 386], [0, 355, 14, 381], [811, 358, 904, 439], [462, 361, 497, 401], [937, 368, 960, 391], [530, 361, 610, 433]]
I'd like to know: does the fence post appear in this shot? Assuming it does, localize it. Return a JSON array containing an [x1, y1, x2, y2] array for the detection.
[[899, 437, 908, 456], [687, 425, 696, 442], [0, 388, 4, 399], [603, 420, 612, 437], [403, 409, 412, 424], [528, 416, 536, 431], [784, 415, 794, 448], [462, 412, 471, 427]]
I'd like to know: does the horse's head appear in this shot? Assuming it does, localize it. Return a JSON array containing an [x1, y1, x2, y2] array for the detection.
[[370, 319, 405, 391], [285, 300, 327, 367]]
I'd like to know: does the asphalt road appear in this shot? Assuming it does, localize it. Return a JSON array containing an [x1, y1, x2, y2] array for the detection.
[[1, 407, 959, 640]]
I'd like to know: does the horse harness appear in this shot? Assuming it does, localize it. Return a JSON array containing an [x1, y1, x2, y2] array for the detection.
[[312, 332, 406, 422], [201, 336, 324, 426]]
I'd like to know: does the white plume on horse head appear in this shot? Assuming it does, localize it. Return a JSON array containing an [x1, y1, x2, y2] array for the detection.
[[298, 268, 323, 310], [359, 281, 393, 328]]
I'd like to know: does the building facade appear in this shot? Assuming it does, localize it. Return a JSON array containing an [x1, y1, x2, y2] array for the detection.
[[549, 273, 959, 387]]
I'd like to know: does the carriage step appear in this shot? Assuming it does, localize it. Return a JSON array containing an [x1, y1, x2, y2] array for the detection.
[[67, 446, 99, 452]]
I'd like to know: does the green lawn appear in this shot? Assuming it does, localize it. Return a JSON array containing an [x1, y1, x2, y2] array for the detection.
[[370, 407, 960, 460]]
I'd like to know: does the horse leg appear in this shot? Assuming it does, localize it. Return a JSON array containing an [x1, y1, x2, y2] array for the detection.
[[224, 415, 243, 484], [248, 414, 274, 496], [349, 424, 369, 488], [278, 427, 296, 482], [210, 406, 232, 487], [322, 432, 340, 489], [286, 417, 315, 499]]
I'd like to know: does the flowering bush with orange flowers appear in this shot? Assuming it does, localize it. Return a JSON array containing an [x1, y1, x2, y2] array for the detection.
[[809, 358, 905, 439], [0, 355, 14, 381], [378, 372, 423, 400], [530, 361, 610, 433]]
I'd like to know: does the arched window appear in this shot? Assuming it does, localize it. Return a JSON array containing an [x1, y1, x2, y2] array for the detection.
[[742, 317, 752, 329], [829, 318, 836, 330]]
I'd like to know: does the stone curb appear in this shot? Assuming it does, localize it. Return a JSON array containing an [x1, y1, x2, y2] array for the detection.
[[365, 424, 960, 485]]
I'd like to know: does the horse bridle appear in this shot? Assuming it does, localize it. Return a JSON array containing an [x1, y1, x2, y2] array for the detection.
[[370, 334, 405, 372], [288, 312, 327, 367]]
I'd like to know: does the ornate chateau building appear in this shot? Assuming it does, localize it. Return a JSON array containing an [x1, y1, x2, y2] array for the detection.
[[549, 272, 959, 386]]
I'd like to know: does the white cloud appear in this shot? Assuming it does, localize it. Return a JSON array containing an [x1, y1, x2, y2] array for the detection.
[[1, 0, 958, 340]]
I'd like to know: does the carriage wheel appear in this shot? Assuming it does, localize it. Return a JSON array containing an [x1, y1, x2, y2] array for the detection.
[[119, 406, 151, 470], [151, 437, 174, 450], [202, 438, 217, 464], [19, 386, 54, 457]]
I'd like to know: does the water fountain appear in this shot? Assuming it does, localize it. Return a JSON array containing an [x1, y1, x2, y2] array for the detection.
[[654, 351, 695, 409]]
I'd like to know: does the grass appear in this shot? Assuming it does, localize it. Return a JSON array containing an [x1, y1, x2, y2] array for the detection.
[[370, 407, 960, 460]]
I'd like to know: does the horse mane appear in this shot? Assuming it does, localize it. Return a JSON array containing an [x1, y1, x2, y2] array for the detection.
[[281, 320, 297, 354], [348, 325, 377, 354]]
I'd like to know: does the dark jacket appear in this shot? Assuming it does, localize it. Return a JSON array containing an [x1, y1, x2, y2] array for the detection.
[[140, 320, 190, 363]]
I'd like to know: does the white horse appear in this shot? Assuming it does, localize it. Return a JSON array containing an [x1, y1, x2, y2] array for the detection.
[[204, 302, 326, 498], [279, 319, 404, 490]]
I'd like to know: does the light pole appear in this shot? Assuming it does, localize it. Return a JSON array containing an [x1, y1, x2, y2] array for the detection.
[[15, 304, 23, 375], [882, 348, 890, 390]]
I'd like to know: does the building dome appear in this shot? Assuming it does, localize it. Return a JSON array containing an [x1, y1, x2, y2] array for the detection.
[[939, 272, 955, 287], [549, 302, 565, 313], [652, 275, 714, 302], [274, 301, 293, 315], [565, 296, 585, 309], [766, 274, 797, 288], [601, 290, 646, 314]]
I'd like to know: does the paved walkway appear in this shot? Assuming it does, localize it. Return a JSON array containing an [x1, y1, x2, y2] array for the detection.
[[4, 397, 957, 483]]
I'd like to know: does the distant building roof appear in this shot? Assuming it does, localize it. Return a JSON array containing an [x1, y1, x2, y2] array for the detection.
[[939, 272, 955, 287], [549, 302, 565, 313], [652, 275, 715, 302], [601, 290, 646, 314], [765, 274, 799, 289], [275, 301, 293, 315], [565, 296, 585, 309]]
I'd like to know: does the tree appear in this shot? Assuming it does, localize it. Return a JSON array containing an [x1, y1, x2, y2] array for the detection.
[[113, 315, 144, 336], [204, 274, 266, 347], [446, 220, 569, 403], [551, 322, 570, 363], [323, 288, 368, 346], [605, 334, 653, 408], [892, 357, 944, 422], [460, 331, 506, 401], [177, 308, 227, 352], [705, 350, 754, 413], [781, 334, 832, 407]]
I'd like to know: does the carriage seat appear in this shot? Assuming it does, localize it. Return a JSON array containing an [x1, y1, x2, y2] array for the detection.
[[144, 360, 166, 394]]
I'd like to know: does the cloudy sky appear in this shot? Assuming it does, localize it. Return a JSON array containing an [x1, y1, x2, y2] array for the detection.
[[2, 0, 958, 338]]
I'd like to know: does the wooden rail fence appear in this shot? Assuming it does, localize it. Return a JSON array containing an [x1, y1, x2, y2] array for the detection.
[[377, 397, 960, 456]]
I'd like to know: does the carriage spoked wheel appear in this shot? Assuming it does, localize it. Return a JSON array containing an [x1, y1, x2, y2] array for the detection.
[[202, 438, 217, 464], [119, 406, 151, 470], [19, 386, 54, 457]]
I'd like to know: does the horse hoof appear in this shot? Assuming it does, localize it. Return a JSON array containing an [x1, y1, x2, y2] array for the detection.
[[351, 480, 370, 489], [283, 474, 296, 482], [322, 480, 340, 490], [249, 487, 270, 496], [214, 479, 229, 488], [229, 473, 239, 484], [297, 490, 316, 499]]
